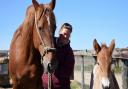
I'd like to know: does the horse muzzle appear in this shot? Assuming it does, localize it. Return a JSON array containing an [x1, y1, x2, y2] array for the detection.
[[102, 85, 110, 89], [101, 77, 110, 89], [43, 60, 58, 73]]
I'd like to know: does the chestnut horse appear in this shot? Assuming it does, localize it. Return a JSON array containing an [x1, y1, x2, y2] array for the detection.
[[9, 0, 56, 89], [90, 39, 119, 89]]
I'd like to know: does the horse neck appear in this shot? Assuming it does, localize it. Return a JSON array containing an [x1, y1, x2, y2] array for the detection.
[[14, 16, 36, 61], [19, 24, 41, 64]]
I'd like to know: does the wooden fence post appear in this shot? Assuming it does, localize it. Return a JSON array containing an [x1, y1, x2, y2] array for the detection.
[[81, 55, 85, 89]]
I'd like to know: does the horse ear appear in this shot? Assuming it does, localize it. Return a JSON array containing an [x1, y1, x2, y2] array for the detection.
[[109, 39, 115, 55], [49, 0, 56, 10], [32, 0, 39, 10], [93, 39, 101, 54]]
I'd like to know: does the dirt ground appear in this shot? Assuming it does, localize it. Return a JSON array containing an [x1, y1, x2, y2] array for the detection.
[[74, 71, 122, 89]]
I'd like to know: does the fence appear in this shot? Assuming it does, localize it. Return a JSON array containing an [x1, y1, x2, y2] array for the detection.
[[0, 49, 128, 89], [74, 55, 95, 89], [74, 49, 128, 89]]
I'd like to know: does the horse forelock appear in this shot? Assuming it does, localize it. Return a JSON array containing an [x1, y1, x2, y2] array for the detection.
[[99, 44, 111, 58], [101, 43, 107, 48], [40, 4, 56, 34]]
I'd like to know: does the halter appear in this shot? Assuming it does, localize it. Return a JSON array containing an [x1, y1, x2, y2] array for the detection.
[[35, 8, 56, 57], [35, 8, 56, 89]]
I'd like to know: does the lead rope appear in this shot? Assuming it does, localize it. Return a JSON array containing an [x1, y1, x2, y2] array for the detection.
[[47, 63, 53, 89], [48, 72, 52, 89]]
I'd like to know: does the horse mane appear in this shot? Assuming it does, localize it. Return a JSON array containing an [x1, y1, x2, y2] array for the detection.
[[22, 5, 35, 34], [101, 43, 107, 48]]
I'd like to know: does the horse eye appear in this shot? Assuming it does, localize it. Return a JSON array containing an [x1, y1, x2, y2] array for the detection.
[[45, 8, 50, 14], [97, 62, 100, 65]]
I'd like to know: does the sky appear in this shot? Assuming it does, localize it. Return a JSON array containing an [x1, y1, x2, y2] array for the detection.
[[0, 0, 128, 50]]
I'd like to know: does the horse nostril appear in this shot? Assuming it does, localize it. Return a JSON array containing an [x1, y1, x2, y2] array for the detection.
[[38, 27, 42, 30]]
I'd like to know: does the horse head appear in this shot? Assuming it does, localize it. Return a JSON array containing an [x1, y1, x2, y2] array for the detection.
[[93, 39, 115, 89], [32, 0, 57, 72]]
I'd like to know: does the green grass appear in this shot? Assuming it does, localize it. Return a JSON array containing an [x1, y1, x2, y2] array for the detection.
[[113, 66, 122, 73], [71, 80, 81, 89], [71, 80, 90, 89]]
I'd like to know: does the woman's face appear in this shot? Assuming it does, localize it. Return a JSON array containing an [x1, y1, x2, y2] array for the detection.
[[59, 28, 71, 41]]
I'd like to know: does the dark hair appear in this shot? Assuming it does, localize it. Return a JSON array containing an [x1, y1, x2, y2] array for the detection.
[[61, 23, 72, 32]]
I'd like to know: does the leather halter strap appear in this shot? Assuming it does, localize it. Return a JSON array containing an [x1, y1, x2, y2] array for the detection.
[[35, 9, 56, 57]]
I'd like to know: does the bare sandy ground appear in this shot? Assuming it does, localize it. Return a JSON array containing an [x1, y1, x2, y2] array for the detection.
[[74, 71, 122, 89]]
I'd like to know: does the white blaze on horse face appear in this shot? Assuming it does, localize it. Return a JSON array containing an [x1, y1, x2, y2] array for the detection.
[[47, 16, 51, 26], [101, 77, 110, 88]]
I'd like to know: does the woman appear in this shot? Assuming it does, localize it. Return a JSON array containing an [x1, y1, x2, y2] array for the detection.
[[42, 23, 75, 89]]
